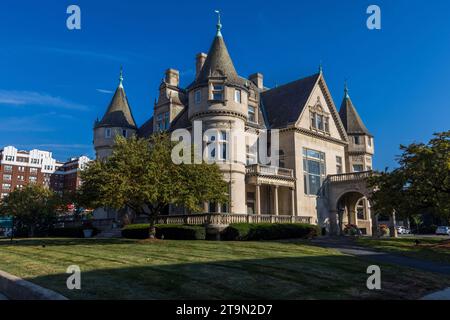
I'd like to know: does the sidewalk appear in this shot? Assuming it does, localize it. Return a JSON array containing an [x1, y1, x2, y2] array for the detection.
[[311, 237, 450, 275]]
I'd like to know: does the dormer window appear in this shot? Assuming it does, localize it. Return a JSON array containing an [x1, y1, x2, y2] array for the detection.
[[368, 137, 372, 147], [354, 136, 361, 145], [195, 90, 202, 104], [105, 128, 111, 138], [122, 129, 127, 138], [212, 84, 224, 101], [248, 106, 256, 123]]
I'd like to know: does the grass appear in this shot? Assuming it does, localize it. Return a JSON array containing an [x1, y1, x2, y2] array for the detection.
[[0, 238, 449, 300], [356, 236, 450, 264]]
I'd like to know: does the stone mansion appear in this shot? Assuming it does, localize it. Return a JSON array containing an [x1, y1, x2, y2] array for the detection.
[[93, 19, 375, 235]]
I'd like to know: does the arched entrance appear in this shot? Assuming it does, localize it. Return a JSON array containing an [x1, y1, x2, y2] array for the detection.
[[336, 191, 372, 236], [320, 171, 375, 236]]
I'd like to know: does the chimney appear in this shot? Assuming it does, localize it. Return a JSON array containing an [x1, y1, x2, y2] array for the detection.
[[249, 73, 264, 90], [196, 53, 207, 79], [165, 69, 179, 87]]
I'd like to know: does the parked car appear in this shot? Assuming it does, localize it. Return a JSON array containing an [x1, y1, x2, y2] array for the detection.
[[435, 226, 450, 236], [396, 226, 411, 234]]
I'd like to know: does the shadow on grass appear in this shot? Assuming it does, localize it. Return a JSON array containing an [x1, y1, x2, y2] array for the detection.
[[0, 238, 133, 247], [21, 255, 448, 300]]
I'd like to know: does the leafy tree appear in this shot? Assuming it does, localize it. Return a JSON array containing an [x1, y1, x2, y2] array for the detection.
[[368, 131, 450, 225], [78, 134, 228, 238], [399, 131, 450, 218], [0, 185, 61, 237]]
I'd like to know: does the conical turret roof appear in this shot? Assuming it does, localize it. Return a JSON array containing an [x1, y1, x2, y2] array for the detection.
[[189, 18, 247, 89], [339, 87, 371, 136], [96, 70, 137, 129]]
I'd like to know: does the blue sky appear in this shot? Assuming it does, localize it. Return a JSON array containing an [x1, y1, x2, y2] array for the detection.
[[0, 0, 449, 169]]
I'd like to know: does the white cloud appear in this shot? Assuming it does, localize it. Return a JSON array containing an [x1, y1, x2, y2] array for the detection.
[[96, 88, 114, 94], [0, 90, 89, 111]]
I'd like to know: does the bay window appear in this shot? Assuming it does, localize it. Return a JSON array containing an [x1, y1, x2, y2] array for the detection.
[[303, 148, 326, 195]]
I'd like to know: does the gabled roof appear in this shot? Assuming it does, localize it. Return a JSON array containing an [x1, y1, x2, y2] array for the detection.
[[260, 73, 320, 128], [138, 116, 154, 138], [188, 34, 247, 89], [339, 91, 372, 136], [96, 83, 137, 130]]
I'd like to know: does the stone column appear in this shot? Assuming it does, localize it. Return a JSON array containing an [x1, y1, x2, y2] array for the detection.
[[329, 210, 338, 236], [203, 202, 209, 213], [255, 184, 261, 215], [216, 203, 221, 214], [290, 188, 296, 216], [273, 185, 279, 216]]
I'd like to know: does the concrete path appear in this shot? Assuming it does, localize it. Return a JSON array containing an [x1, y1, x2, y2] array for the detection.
[[311, 237, 450, 275], [421, 288, 450, 300]]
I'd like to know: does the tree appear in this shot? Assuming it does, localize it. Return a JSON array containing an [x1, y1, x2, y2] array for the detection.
[[0, 185, 61, 237], [399, 131, 450, 219], [367, 131, 450, 227], [78, 133, 228, 238]]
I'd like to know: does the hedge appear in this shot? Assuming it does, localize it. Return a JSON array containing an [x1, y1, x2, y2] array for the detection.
[[121, 224, 206, 240], [221, 223, 320, 241], [49, 227, 99, 238]]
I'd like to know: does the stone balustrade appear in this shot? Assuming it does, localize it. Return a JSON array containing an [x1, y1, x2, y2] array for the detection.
[[155, 213, 312, 225], [245, 164, 294, 178]]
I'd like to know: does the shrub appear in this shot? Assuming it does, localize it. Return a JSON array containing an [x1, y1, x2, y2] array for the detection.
[[344, 224, 361, 236], [49, 226, 99, 238], [379, 224, 389, 236], [222, 223, 320, 241], [156, 224, 205, 240], [418, 224, 438, 235], [121, 224, 206, 240], [121, 223, 150, 239]]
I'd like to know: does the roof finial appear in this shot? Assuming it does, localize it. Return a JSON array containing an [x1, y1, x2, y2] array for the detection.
[[119, 66, 124, 88], [214, 10, 222, 37], [318, 61, 323, 74], [344, 80, 349, 98]]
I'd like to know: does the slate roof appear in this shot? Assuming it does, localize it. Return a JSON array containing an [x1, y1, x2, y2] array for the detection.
[[339, 94, 372, 136], [261, 73, 320, 128], [138, 116, 154, 138], [188, 35, 248, 89], [96, 85, 137, 129]]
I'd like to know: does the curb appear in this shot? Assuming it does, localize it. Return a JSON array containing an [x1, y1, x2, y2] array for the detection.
[[0, 269, 68, 300]]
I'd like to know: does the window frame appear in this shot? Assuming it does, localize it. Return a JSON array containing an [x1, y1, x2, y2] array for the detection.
[[336, 156, 343, 174], [234, 89, 241, 103], [194, 89, 202, 104], [211, 83, 224, 101], [105, 128, 112, 138], [248, 105, 256, 123], [303, 148, 326, 196]]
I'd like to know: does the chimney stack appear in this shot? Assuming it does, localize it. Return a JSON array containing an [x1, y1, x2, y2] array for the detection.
[[196, 53, 207, 79], [249, 73, 264, 90], [165, 69, 179, 87]]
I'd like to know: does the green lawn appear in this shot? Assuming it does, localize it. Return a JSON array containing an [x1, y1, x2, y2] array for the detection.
[[0, 238, 449, 300], [356, 237, 450, 264]]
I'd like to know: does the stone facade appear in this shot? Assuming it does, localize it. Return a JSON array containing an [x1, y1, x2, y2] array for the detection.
[[93, 21, 375, 235]]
